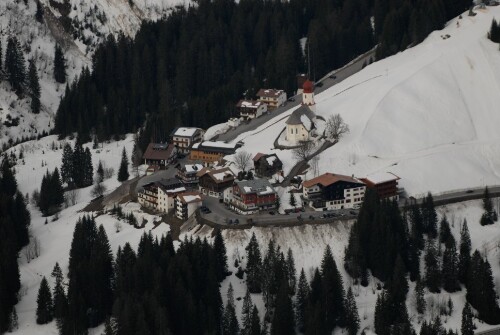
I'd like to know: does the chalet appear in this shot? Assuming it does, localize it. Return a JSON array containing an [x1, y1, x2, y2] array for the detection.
[[230, 179, 277, 215], [285, 80, 318, 145], [253, 153, 283, 178], [138, 182, 159, 209], [197, 167, 235, 198], [190, 141, 242, 163], [174, 191, 203, 220], [157, 178, 186, 213], [256, 89, 287, 110], [236, 100, 268, 120], [360, 172, 400, 200], [176, 163, 204, 185], [303, 173, 366, 210], [142, 143, 176, 168], [171, 127, 204, 154]]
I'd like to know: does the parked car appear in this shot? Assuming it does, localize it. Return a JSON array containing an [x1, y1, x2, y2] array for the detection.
[[288, 97, 295, 102], [205, 208, 212, 214], [228, 219, 233, 225], [315, 82, 324, 87], [234, 219, 239, 224], [329, 74, 337, 79], [297, 215, 302, 220], [269, 211, 275, 215], [309, 215, 315, 220], [465, 190, 474, 194], [350, 210, 356, 215]]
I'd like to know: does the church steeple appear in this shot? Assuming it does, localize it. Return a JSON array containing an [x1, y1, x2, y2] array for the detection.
[[302, 79, 315, 112]]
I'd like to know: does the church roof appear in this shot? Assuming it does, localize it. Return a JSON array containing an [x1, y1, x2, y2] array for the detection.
[[285, 105, 316, 126]]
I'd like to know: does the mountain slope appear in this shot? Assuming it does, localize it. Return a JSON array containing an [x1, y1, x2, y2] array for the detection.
[[230, 6, 500, 196]]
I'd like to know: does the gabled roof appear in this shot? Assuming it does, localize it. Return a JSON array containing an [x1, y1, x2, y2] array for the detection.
[[257, 89, 285, 98], [171, 127, 202, 137], [157, 177, 183, 190], [235, 179, 276, 196], [361, 172, 400, 185], [303, 173, 364, 188], [196, 167, 235, 184], [236, 100, 264, 109], [253, 152, 266, 162], [286, 105, 316, 127], [143, 143, 175, 161], [177, 191, 203, 204]]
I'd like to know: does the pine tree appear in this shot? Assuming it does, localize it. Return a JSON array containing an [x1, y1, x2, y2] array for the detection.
[[51, 262, 67, 328], [286, 248, 296, 294], [441, 241, 460, 293], [54, 44, 66, 83], [223, 283, 240, 335], [97, 160, 104, 183], [213, 228, 228, 281], [250, 305, 261, 335], [117, 147, 129, 182], [36, 276, 54, 324], [480, 186, 497, 225], [345, 287, 360, 335], [246, 232, 263, 293], [295, 268, 309, 333], [242, 289, 253, 334], [321, 245, 346, 330], [35, 0, 44, 22], [461, 303, 475, 335], [422, 193, 438, 238], [458, 220, 471, 284], [439, 215, 452, 247], [415, 278, 426, 315], [271, 280, 295, 335], [289, 192, 296, 208], [5, 36, 26, 95], [61, 143, 73, 184], [28, 59, 41, 114], [51, 168, 65, 210], [83, 147, 93, 187], [424, 241, 441, 293], [8, 308, 18, 332]]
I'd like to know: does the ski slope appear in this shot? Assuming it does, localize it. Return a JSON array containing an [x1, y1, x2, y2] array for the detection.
[[228, 6, 500, 197]]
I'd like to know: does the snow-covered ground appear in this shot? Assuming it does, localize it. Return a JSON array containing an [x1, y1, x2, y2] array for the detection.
[[228, 6, 500, 197], [186, 199, 500, 334]]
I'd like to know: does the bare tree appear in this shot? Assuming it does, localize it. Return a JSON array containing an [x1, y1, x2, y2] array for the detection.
[[91, 182, 107, 198], [66, 188, 79, 206], [131, 142, 143, 177], [292, 140, 314, 162], [310, 154, 320, 178], [24, 236, 41, 262], [325, 114, 350, 140], [234, 150, 252, 171]]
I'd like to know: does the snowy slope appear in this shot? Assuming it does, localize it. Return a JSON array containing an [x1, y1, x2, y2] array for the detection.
[[0, 0, 189, 149], [229, 6, 500, 197]]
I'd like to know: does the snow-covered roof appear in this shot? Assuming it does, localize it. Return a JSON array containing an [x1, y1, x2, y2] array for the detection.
[[257, 88, 285, 98], [173, 127, 201, 137], [363, 172, 400, 185], [266, 155, 277, 165], [237, 100, 263, 109], [184, 164, 204, 173], [178, 192, 203, 204], [213, 171, 234, 181], [235, 179, 276, 196], [300, 114, 312, 131]]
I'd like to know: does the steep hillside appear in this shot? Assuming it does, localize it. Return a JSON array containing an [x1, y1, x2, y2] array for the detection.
[[229, 5, 500, 196], [0, 0, 188, 148]]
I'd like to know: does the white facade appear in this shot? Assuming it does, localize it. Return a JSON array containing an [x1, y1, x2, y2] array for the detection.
[[228, 118, 241, 127], [239, 103, 267, 119], [175, 194, 202, 220], [286, 123, 310, 143], [257, 90, 287, 109], [223, 187, 233, 204], [157, 187, 186, 213], [172, 127, 204, 153], [302, 91, 315, 111], [307, 186, 366, 211]]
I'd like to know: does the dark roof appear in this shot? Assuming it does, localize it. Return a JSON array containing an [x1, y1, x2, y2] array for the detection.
[[143, 143, 175, 161], [285, 105, 316, 126], [157, 177, 183, 189], [303, 173, 364, 188], [253, 153, 265, 162], [196, 167, 235, 184], [256, 88, 285, 98]]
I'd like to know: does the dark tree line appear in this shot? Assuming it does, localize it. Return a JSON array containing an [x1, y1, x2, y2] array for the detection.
[[54, 0, 376, 148], [489, 19, 500, 43], [61, 142, 93, 188], [0, 158, 31, 333]]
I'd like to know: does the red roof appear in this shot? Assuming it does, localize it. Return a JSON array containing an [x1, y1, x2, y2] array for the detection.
[[253, 152, 265, 162], [303, 80, 314, 93], [303, 173, 363, 188], [143, 143, 175, 161]]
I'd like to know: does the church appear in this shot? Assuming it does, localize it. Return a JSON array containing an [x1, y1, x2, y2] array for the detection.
[[285, 79, 319, 145]]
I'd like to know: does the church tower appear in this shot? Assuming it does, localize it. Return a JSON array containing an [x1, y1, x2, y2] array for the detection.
[[302, 80, 316, 112]]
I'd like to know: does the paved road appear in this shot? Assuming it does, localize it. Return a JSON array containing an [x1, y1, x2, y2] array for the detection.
[[216, 48, 376, 142], [201, 195, 358, 226], [402, 185, 500, 207], [476, 327, 500, 335]]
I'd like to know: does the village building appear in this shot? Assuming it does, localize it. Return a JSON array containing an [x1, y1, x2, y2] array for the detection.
[[256, 89, 287, 110], [171, 127, 205, 154], [285, 80, 318, 145], [190, 141, 242, 163], [142, 143, 176, 168], [137, 182, 160, 210], [228, 117, 241, 128], [253, 153, 283, 178], [197, 167, 235, 198], [174, 191, 203, 220], [236, 100, 268, 120], [176, 163, 204, 185], [229, 179, 278, 215], [303, 173, 366, 210], [360, 172, 400, 200]]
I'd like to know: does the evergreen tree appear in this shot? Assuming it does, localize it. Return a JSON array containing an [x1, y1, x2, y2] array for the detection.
[[421, 193, 438, 238], [344, 221, 368, 285], [28, 59, 41, 114], [458, 220, 471, 284], [246, 232, 263, 293], [97, 160, 104, 183], [36, 276, 54, 324], [242, 289, 253, 334], [35, 0, 44, 22], [345, 287, 360, 335], [117, 147, 129, 182], [271, 280, 295, 335], [415, 278, 426, 315], [214, 228, 228, 281], [321, 245, 346, 330], [289, 192, 296, 208], [466, 251, 500, 324], [441, 240, 460, 293], [51, 262, 67, 330], [5, 36, 26, 95], [223, 283, 240, 335], [425, 241, 441, 293], [295, 268, 309, 333], [461, 303, 475, 335], [286, 248, 296, 294], [8, 308, 19, 332], [250, 305, 261, 335], [439, 215, 453, 247], [480, 186, 497, 225], [83, 148, 93, 187], [54, 44, 66, 83], [61, 143, 73, 184]]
